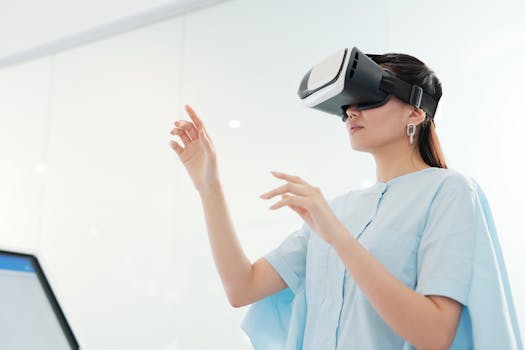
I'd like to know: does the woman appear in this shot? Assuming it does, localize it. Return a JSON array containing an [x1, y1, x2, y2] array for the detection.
[[169, 52, 522, 349]]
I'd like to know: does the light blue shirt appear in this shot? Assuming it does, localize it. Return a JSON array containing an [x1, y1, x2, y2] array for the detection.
[[241, 167, 523, 349]]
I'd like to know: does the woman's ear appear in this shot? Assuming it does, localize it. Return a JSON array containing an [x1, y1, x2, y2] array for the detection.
[[409, 106, 426, 126]]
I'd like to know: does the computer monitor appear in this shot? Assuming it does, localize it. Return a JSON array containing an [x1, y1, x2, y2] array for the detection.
[[0, 249, 79, 349]]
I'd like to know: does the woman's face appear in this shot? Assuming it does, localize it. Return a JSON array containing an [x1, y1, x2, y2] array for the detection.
[[345, 96, 414, 152]]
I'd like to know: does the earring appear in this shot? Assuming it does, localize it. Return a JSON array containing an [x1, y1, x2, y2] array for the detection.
[[406, 123, 416, 145]]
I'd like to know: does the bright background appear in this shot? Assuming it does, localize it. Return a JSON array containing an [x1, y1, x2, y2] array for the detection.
[[0, 0, 523, 349]]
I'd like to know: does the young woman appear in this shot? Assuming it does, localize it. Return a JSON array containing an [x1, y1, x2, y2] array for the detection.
[[169, 53, 522, 350]]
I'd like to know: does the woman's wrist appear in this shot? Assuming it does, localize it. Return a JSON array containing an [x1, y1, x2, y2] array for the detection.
[[331, 227, 357, 255]]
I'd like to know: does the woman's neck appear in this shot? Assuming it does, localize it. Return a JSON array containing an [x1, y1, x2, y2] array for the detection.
[[373, 147, 430, 183]]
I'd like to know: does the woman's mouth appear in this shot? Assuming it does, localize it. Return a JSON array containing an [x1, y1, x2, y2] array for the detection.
[[350, 127, 364, 134]]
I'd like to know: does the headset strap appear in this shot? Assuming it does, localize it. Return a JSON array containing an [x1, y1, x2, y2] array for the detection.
[[380, 75, 439, 118]]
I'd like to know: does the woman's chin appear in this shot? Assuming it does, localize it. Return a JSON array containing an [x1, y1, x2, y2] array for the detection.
[[350, 140, 367, 152]]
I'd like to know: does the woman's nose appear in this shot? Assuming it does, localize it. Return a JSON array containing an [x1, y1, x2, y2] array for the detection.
[[345, 105, 358, 120]]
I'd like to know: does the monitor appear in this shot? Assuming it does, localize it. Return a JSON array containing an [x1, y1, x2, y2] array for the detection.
[[0, 249, 79, 349]]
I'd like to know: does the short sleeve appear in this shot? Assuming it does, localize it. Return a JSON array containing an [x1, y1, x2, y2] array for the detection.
[[264, 223, 311, 295], [415, 188, 478, 305]]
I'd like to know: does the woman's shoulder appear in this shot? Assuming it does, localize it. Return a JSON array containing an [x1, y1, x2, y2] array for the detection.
[[430, 167, 478, 193]]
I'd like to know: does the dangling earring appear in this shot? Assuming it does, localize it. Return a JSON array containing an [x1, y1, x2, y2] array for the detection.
[[406, 123, 416, 145]]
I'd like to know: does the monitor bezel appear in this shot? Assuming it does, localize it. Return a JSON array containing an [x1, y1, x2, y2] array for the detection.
[[0, 249, 79, 349]]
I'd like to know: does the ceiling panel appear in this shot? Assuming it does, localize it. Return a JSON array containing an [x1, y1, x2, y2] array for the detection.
[[0, 0, 228, 67]]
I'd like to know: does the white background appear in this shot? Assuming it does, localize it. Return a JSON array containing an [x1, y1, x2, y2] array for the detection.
[[0, 0, 524, 349]]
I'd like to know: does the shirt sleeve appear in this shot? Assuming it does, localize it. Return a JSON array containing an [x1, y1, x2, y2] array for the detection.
[[415, 187, 478, 305], [263, 223, 311, 295]]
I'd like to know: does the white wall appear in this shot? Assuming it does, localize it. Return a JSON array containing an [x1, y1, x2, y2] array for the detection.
[[0, 0, 524, 349], [0, 57, 52, 250]]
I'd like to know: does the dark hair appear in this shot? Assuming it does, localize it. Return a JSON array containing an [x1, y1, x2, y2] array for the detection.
[[367, 53, 448, 169]]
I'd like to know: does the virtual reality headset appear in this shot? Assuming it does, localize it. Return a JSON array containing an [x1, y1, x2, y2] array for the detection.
[[297, 47, 439, 122]]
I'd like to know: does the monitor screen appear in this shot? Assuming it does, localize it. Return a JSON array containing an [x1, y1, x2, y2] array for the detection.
[[0, 250, 79, 349]]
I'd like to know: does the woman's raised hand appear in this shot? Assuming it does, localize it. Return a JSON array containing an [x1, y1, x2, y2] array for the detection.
[[169, 105, 220, 193]]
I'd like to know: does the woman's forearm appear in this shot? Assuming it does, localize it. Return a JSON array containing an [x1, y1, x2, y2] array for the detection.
[[332, 230, 453, 350], [198, 183, 252, 306]]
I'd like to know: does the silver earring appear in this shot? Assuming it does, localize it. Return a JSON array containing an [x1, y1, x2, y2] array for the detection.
[[406, 123, 416, 145]]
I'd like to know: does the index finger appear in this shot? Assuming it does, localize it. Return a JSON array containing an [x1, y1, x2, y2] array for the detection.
[[185, 105, 205, 131], [271, 171, 309, 185]]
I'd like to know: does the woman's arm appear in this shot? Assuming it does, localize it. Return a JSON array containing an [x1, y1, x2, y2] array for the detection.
[[199, 184, 287, 308], [332, 231, 462, 350]]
